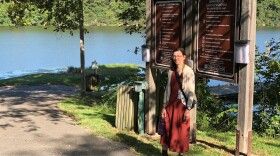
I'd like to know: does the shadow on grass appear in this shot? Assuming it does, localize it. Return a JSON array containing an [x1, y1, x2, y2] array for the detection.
[[206, 132, 234, 142], [197, 139, 235, 155], [102, 114, 115, 127], [79, 112, 115, 127], [265, 142, 280, 148], [116, 133, 161, 155]]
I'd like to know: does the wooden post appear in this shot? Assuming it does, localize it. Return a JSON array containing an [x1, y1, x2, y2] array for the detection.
[[145, 0, 157, 135], [184, 0, 197, 143], [236, 0, 256, 155], [155, 69, 162, 133]]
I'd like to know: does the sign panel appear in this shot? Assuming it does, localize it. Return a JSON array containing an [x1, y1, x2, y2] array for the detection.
[[197, 0, 236, 79], [155, 1, 182, 68]]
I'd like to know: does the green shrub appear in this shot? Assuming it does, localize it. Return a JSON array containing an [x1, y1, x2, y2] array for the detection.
[[67, 66, 80, 74], [197, 111, 211, 131]]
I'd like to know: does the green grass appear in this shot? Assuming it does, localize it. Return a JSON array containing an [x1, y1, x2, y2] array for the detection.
[[0, 64, 279, 156], [252, 136, 280, 156], [59, 94, 163, 155], [0, 64, 143, 88], [0, 73, 81, 87], [59, 94, 280, 156]]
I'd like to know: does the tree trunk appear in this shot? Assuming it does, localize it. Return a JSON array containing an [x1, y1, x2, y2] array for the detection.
[[79, 0, 86, 95]]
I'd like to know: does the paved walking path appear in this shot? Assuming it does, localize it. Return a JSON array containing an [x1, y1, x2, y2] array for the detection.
[[0, 85, 135, 156]]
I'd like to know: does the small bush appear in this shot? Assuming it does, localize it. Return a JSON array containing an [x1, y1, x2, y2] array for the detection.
[[67, 66, 80, 74], [197, 112, 211, 131]]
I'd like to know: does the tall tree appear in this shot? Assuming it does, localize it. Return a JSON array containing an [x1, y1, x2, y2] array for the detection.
[[117, 0, 145, 35], [7, 0, 87, 94], [254, 38, 280, 136]]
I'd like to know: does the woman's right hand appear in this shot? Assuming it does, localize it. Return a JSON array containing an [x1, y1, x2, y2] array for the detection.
[[161, 107, 167, 119]]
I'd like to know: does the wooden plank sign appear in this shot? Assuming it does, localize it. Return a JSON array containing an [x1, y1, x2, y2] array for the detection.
[[197, 0, 237, 81], [154, 1, 183, 68]]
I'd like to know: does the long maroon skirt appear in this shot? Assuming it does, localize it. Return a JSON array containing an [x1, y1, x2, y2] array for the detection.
[[160, 72, 190, 153]]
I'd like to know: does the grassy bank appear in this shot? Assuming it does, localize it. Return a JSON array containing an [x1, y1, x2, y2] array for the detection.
[[58, 94, 279, 156], [0, 64, 278, 156], [0, 64, 142, 88], [0, 73, 80, 87]]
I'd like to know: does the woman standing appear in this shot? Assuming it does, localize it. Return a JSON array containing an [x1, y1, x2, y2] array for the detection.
[[160, 48, 195, 156]]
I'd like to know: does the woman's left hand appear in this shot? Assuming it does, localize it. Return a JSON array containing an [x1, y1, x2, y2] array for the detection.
[[183, 109, 190, 121]]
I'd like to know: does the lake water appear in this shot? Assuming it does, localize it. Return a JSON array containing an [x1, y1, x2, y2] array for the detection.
[[0, 26, 279, 85], [0, 26, 145, 79]]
